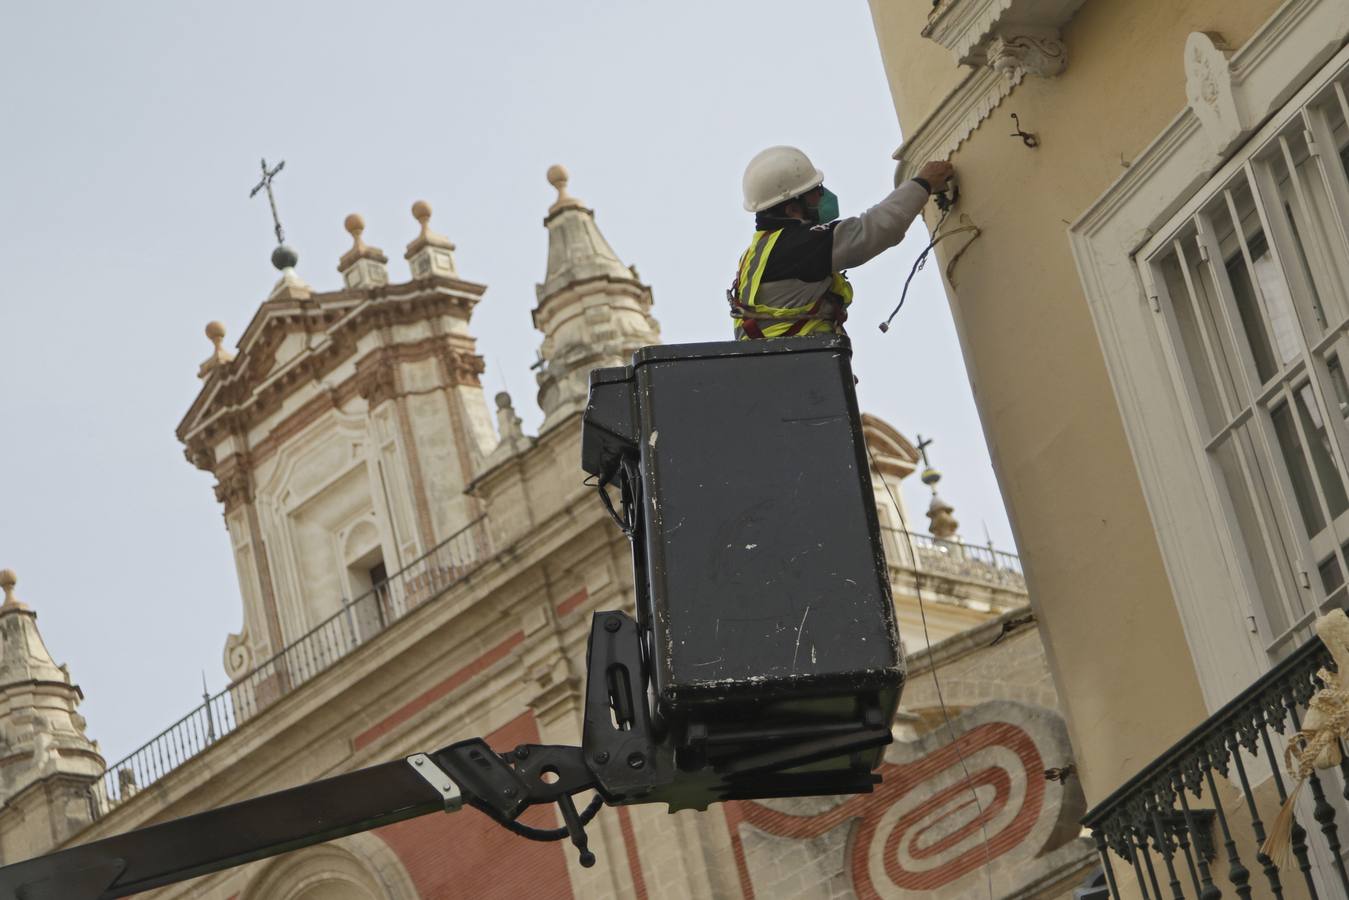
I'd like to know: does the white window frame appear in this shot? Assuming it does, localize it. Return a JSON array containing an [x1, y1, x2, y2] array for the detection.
[[1069, 0, 1349, 710], [1139, 56, 1349, 654]]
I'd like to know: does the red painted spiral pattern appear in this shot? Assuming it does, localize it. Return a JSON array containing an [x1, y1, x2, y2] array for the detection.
[[725, 721, 1046, 897]]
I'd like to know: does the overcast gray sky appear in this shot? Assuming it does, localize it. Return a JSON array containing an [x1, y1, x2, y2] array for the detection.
[[0, 1, 1015, 766]]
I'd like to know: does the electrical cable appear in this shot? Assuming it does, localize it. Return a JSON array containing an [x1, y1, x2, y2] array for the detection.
[[879, 197, 980, 333], [865, 443, 996, 900], [879, 206, 949, 333]]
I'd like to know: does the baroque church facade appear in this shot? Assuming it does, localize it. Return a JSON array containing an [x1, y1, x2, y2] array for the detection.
[[0, 166, 1091, 898]]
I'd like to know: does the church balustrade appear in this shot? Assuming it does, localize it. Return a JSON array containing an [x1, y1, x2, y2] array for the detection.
[[879, 524, 1025, 589], [93, 517, 492, 818], [1083, 633, 1349, 899]]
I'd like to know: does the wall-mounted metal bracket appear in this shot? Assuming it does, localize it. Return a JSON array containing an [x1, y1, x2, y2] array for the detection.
[[1009, 113, 1040, 147]]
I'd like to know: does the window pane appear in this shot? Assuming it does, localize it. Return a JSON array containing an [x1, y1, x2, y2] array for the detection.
[[1327, 354, 1349, 420], [1295, 382, 1349, 518], [1319, 553, 1344, 594], [1261, 142, 1334, 329], [1161, 254, 1227, 435], [1227, 229, 1301, 379], [1272, 398, 1327, 535], [1214, 432, 1296, 634]]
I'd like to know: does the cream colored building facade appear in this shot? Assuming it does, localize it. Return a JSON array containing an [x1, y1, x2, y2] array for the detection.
[[0, 163, 1089, 897], [871, 0, 1349, 896]]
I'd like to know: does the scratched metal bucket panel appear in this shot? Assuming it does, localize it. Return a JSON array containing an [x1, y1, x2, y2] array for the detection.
[[628, 336, 903, 718]]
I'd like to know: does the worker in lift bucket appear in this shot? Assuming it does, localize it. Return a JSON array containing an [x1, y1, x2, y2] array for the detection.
[[729, 146, 955, 340]]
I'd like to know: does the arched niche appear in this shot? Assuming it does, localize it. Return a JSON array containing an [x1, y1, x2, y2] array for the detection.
[[243, 833, 418, 900]]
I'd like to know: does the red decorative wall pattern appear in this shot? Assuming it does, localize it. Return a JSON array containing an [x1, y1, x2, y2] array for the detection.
[[724, 721, 1046, 898]]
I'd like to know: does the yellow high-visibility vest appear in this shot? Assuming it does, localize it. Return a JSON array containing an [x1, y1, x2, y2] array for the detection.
[[729, 229, 853, 340]]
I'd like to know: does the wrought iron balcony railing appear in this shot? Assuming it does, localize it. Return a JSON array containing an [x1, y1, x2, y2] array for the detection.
[[93, 517, 491, 817], [1083, 634, 1346, 898]]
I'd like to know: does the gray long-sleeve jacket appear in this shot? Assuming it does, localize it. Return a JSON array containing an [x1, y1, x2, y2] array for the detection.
[[732, 179, 930, 338]]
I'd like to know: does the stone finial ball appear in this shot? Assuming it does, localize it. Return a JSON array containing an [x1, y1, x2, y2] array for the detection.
[[344, 213, 365, 236], [0, 570, 14, 590], [271, 244, 299, 271], [495, 391, 512, 409], [546, 164, 569, 189], [205, 321, 226, 342], [411, 200, 432, 223]]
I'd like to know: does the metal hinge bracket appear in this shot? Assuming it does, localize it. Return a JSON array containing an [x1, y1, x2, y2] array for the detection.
[[1305, 130, 1320, 158]]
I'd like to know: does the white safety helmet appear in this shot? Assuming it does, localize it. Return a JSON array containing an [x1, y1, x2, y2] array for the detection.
[[741, 145, 824, 213]]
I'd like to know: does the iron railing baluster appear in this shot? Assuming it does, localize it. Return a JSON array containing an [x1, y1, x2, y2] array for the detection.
[[1134, 824, 1165, 899], [1095, 828, 1123, 899], [1128, 840, 1155, 900], [1228, 732, 1283, 897], [1203, 761, 1251, 897], [1150, 809, 1185, 900], [1174, 815, 1205, 898], [1176, 783, 1220, 898]]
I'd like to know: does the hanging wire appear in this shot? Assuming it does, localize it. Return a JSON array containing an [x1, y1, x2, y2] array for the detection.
[[865, 443, 996, 900], [879, 198, 981, 333]]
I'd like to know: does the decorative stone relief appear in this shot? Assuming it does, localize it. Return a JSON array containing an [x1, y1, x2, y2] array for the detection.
[[356, 356, 398, 408], [224, 628, 253, 680], [214, 455, 255, 513], [924, 0, 1085, 76], [988, 29, 1067, 77], [1184, 31, 1246, 158]]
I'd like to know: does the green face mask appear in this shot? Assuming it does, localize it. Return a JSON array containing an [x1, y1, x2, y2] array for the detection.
[[812, 187, 840, 224]]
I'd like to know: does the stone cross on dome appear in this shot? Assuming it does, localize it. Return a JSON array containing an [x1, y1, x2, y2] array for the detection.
[[248, 157, 308, 299], [249, 158, 287, 246]]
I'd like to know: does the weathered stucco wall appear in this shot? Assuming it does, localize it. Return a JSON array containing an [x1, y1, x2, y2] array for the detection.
[[866, 0, 1282, 804]]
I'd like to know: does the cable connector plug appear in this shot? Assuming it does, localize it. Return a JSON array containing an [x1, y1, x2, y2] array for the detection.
[[933, 180, 959, 213]]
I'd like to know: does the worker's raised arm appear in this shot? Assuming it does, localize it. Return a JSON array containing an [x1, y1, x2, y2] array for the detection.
[[830, 161, 953, 271]]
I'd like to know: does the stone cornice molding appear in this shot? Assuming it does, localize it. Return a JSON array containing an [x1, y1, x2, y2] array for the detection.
[[213, 452, 255, 514], [893, 64, 1025, 184], [180, 291, 487, 454], [355, 355, 399, 409], [924, 0, 1085, 70]]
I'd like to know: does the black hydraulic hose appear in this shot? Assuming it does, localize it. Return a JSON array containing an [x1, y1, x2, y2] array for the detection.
[[470, 793, 605, 842]]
